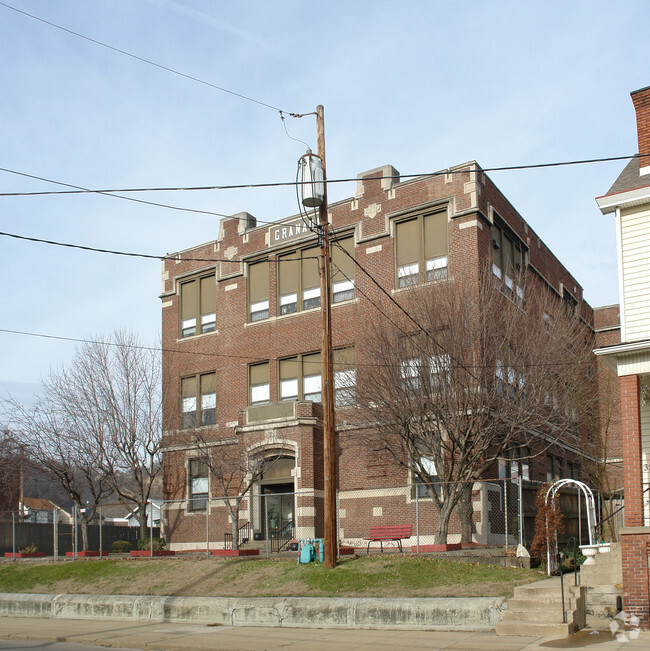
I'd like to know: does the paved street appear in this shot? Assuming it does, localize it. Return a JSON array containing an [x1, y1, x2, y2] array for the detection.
[[0, 618, 648, 651]]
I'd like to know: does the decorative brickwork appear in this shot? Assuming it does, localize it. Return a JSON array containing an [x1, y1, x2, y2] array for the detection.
[[161, 160, 599, 549]]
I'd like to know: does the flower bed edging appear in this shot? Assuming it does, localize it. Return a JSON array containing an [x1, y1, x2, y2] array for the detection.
[[129, 550, 175, 557], [4, 552, 46, 558], [65, 551, 109, 558], [211, 549, 259, 557], [409, 543, 463, 553]]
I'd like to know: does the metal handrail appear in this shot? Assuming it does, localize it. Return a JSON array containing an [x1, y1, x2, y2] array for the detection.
[[224, 521, 250, 550], [559, 536, 578, 624], [270, 520, 294, 553]]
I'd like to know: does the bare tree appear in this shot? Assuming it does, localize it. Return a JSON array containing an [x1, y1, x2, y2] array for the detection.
[[353, 269, 595, 545], [186, 432, 289, 549], [0, 429, 21, 512], [79, 331, 162, 538], [3, 330, 163, 542], [5, 395, 112, 549]]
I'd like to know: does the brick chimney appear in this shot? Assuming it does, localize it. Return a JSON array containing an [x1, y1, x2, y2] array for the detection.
[[631, 86, 650, 171]]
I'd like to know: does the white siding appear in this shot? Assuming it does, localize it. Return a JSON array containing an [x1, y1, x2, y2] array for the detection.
[[621, 205, 650, 342]]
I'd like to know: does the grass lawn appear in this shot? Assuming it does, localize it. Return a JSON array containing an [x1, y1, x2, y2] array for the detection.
[[0, 554, 545, 598]]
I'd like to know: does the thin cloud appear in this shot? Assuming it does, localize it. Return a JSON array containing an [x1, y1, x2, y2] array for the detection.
[[141, 0, 272, 49]]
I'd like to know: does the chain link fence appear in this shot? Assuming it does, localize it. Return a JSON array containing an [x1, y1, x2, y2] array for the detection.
[[159, 478, 615, 556], [0, 506, 158, 557], [0, 481, 618, 559]]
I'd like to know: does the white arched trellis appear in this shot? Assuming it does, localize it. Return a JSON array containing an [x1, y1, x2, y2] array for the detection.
[[545, 479, 601, 575]]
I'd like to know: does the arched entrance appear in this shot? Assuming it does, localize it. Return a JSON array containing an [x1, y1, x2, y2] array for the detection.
[[258, 455, 295, 544]]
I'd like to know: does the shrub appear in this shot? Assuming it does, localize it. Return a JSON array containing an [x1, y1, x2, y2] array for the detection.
[[111, 540, 132, 553], [137, 537, 165, 551], [18, 544, 38, 554], [531, 482, 565, 567]]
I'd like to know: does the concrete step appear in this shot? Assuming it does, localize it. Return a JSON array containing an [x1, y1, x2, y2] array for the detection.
[[513, 583, 580, 599], [500, 609, 575, 624], [495, 620, 578, 638], [507, 597, 580, 611], [504, 599, 578, 618]]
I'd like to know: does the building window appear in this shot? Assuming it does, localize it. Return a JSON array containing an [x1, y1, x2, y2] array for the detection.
[[334, 347, 356, 406], [492, 222, 525, 303], [249, 362, 270, 405], [181, 373, 216, 428], [499, 446, 530, 482], [401, 358, 422, 392], [331, 237, 355, 303], [546, 454, 562, 483], [188, 459, 208, 512], [429, 353, 451, 387], [395, 210, 448, 289], [279, 357, 299, 401], [302, 353, 322, 402], [248, 260, 270, 322], [567, 461, 581, 480], [278, 353, 322, 402], [180, 273, 216, 337], [278, 246, 320, 315], [412, 457, 441, 499]]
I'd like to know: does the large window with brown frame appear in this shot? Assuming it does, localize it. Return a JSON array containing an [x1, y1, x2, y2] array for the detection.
[[180, 273, 216, 337], [180, 372, 216, 428], [277, 246, 320, 315], [395, 210, 448, 288], [491, 221, 525, 303], [249, 362, 270, 405], [248, 260, 270, 322]]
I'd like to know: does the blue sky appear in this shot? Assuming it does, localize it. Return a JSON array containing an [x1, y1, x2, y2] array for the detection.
[[1, 0, 648, 400]]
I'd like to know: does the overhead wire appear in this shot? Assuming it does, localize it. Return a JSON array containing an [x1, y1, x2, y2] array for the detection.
[[0, 1, 292, 115], [0, 167, 234, 219], [0, 230, 322, 263], [0, 153, 646, 199]]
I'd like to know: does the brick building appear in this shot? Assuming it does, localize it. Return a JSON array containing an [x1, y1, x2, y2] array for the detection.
[[161, 159, 601, 552], [595, 85, 650, 624]]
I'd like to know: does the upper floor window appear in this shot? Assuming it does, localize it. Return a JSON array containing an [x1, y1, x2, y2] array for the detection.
[[331, 237, 355, 303], [279, 353, 322, 402], [180, 273, 216, 337], [395, 210, 448, 289], [248, 261, 270, 322], [249, 362, 270, 405], [334, 347, 356, 406], [278, 246, 320, 315], [492, 222, 525, 303], [181, 373, 216, 428], [546, 454, 562, 483]]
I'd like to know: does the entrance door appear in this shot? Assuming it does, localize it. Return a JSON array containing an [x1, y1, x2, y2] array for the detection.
[[263, 483, 294, 543]]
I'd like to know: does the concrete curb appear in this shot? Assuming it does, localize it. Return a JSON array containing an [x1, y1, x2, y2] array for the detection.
[[0, 593, 505, 630]]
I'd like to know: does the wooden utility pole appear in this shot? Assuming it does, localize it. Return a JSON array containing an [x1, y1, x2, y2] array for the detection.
[[316, 105, 337, 568]]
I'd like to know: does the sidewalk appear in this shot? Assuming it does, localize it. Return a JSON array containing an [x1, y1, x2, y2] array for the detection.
[[0, 617, 647, 650]]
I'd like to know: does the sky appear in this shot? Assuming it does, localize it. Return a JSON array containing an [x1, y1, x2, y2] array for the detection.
[[0, 0, 648, 402]]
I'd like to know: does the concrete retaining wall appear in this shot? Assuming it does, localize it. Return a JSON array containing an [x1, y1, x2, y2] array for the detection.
[[0, 593, 505, 630]]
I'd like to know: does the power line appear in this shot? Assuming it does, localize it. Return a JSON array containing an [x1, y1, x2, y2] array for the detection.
[[0, 167, 234, 219], [0, 230, 321, 263], [0, 326, 590, 372], [0, 154, 644, 199], [0, 1, 292, 115]]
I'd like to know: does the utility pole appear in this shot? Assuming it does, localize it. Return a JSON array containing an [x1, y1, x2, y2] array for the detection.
[[316, 105, 337, 568]]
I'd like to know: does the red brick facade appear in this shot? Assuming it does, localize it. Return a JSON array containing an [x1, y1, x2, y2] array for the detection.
[[161, 160, 599, 550]]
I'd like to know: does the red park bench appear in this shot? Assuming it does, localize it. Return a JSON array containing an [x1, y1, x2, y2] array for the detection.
[[364, 524, 413, 554]]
